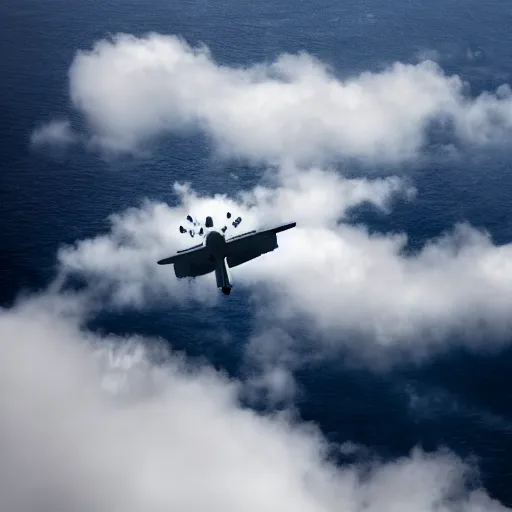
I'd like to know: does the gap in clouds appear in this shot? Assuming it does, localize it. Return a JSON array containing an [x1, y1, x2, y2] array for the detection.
[[292, 349, 512, 505], [84, 293, 254, 378], [346, 150, 512, 253]]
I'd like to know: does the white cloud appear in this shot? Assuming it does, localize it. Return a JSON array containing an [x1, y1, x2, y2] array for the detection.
[[0, 292, 508, 512], [30, 119, 77, 148], [57, 198, 221, 308], [19, 28, 512, 512], [63, 33, 512, 164], [54, 167, 512, 365], [244, 221, 512, 363], [57, 168, 406, 307]]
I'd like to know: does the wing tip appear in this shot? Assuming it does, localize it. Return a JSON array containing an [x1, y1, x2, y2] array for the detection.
[[273, 221, 296, 234]]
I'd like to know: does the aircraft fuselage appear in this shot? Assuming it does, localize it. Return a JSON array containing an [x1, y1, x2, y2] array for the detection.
[[157, 217, 296, 296], [205, 230, 226, 257], [205, 230, 232, 295]]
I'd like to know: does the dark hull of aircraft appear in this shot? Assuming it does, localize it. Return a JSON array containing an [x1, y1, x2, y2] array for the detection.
[[157, 221, 296, 294]]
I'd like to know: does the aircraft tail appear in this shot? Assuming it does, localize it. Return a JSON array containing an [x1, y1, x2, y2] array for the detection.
[[215, 258, 232, 295]]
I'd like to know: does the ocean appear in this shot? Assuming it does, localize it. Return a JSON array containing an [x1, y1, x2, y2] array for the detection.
[[2, 0, 512, 506]]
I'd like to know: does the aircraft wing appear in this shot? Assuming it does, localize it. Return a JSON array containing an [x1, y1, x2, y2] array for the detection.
[[225, 221, 296, 268], [157, 243, 204, 265], [157, 243, 216, 278]]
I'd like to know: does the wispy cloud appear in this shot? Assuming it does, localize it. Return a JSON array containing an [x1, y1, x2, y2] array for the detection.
[[30, 119, 77, 149]]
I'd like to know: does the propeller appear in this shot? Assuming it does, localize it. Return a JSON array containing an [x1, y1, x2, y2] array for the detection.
[[179, 212, 243, 238], [179, 214, 209, 238], [220, 211, 242, 233]]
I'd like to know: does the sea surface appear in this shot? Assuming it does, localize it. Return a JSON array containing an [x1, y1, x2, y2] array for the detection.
[[2, 0, 512, 504]]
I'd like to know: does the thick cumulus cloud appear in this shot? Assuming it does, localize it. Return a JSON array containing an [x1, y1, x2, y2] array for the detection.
[[246, 221, 512, 362], [56, 167, 512, 363], [43, 33, 512, 164], [0, 293, 508, 512]]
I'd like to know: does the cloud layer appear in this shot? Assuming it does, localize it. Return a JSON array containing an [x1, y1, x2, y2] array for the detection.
[[0, 292, 508, 512], [54, 166, 512, 365], [57, 169, 407, 305], [38, 33, 512, 164]]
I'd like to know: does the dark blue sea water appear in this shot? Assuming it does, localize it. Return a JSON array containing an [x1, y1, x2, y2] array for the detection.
[[2, 0, 512, 505]]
